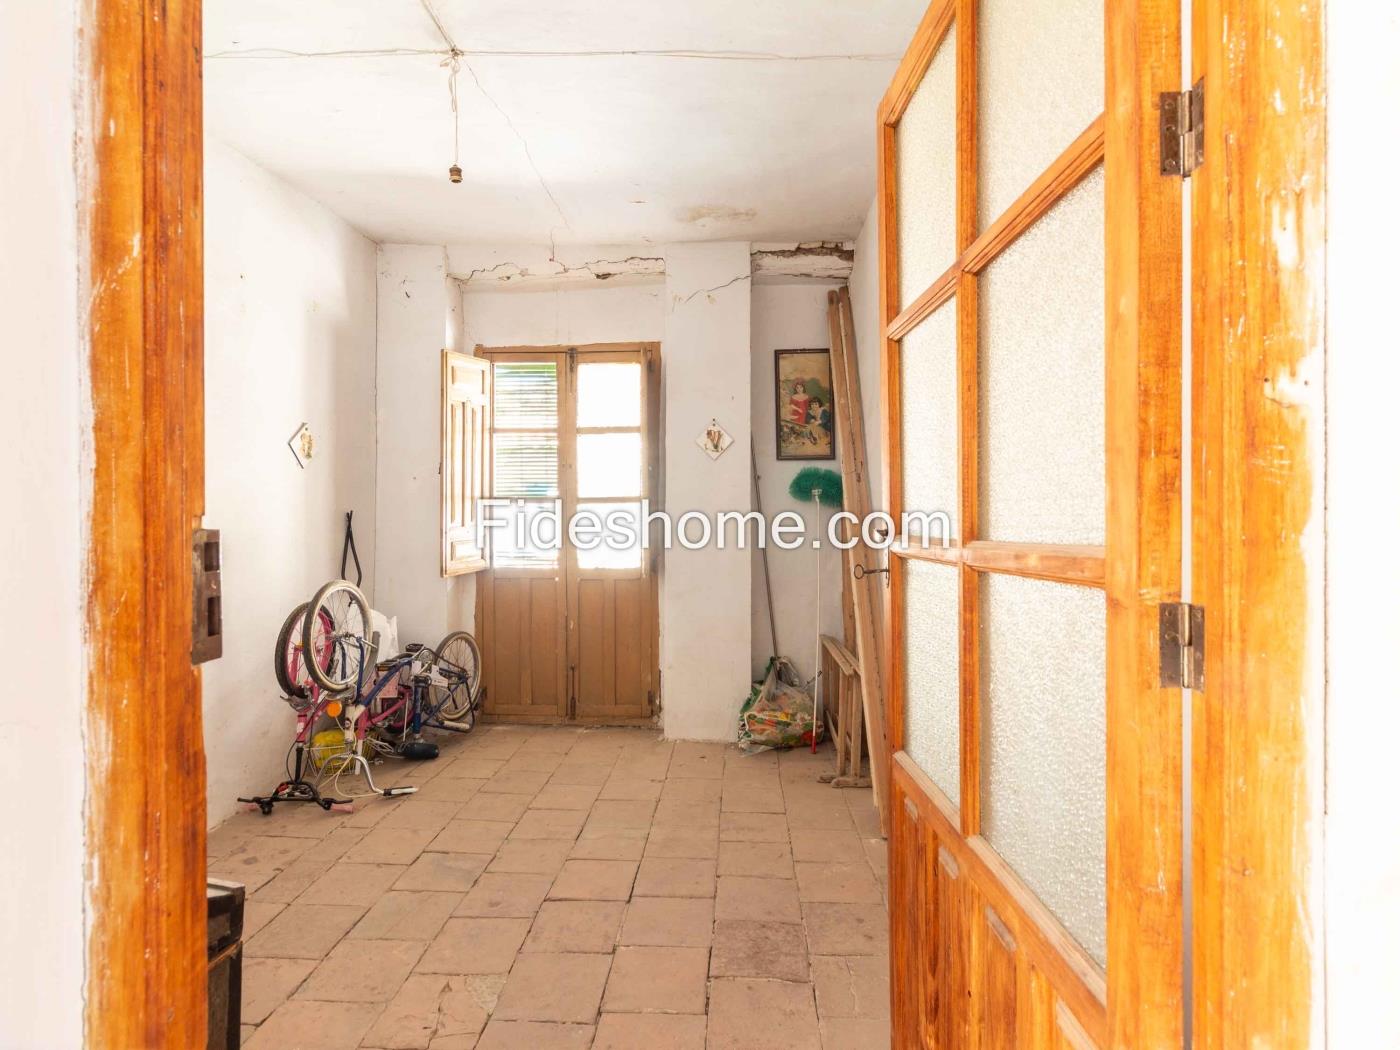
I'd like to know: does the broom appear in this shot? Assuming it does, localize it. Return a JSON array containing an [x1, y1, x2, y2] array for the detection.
[[788, 467, 843, 752]]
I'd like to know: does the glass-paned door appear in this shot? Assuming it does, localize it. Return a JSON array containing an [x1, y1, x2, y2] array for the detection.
[[880, 0, 1185, 1045], [476, 344, 660, 723]]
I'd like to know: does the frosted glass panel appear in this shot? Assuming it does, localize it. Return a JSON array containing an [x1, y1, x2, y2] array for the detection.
[[980, 573, 1106, 967], [897, 24, 957, 309], [979, 169, 1105, 545], [902, 559, 960, 805], [899, 301, 958, 542], [978, 0, 1103, 227]]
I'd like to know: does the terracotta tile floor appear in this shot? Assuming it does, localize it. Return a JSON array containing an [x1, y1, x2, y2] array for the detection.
[[211, 726, 890, 1049]]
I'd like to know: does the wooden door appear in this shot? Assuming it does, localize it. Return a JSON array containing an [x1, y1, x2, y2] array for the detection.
[[566, 346, 661, 722], [477, 343, 661, 725], [477, 351, 569, 721], [879, 0, 1184, 1046]]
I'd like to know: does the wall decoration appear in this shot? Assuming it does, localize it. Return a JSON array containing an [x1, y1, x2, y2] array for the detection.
[[775, 348, 836, 460], [288, 422, 315, 468], [696, 419, 733, 460]]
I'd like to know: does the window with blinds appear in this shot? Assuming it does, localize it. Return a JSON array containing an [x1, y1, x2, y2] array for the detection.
[[490, 361, 560, 568]]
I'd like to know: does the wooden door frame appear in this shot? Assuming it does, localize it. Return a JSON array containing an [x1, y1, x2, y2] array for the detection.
[[82, 0, 208, 1046], [475, 342, 662, 726], [1189, 0, 1326, 1045]]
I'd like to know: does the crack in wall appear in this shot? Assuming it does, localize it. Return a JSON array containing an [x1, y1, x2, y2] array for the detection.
[[751, 243, 855, 264], [677, 273, 751, 305], [456, 254, 665, 285]]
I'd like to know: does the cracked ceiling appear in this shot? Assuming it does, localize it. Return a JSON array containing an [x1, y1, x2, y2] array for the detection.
[[203, 0, 926, 245]]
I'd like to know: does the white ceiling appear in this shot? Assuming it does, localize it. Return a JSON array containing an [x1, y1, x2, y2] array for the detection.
[[204, 0, 925, 245]]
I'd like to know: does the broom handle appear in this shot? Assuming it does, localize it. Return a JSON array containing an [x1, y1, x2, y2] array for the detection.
[[813, 490, 823, 753], [751, 446, 781, 662]]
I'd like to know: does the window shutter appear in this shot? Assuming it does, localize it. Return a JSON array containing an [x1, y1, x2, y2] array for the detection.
[[441, 350, 490, 576]]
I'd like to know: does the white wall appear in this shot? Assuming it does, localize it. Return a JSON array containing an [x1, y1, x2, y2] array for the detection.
[[750, 282, 846, 685], [374, 245, 474, 646], [1325, 6, 1400, 1045], [0, 2, 84, 1045], [661, 243, 753, 739], [202, 139, 379, 827]]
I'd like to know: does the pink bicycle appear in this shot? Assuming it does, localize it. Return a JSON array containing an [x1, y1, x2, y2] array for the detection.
[[239, 580, 481, 814]]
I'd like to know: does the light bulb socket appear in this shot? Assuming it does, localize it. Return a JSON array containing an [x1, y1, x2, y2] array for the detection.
[[448, 164, 463, 184]]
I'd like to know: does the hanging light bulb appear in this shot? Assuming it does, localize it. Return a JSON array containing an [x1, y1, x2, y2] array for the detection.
[[445, 51, 463, 184]]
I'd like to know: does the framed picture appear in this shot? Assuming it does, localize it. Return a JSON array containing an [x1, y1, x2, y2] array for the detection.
[[774, 348, 836, 460]]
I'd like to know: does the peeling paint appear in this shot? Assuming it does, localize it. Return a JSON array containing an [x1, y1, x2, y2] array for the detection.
[[459, 254, 665, 286]]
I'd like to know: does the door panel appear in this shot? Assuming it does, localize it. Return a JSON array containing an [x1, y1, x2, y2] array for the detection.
[[478, 573, 566, 720], [477, 352, 568, 721], [880, 0, 1183, 1045]]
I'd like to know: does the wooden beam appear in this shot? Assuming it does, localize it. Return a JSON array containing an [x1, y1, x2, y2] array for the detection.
[[829, 289, 891, 834], [82, 0, 208, 1045]]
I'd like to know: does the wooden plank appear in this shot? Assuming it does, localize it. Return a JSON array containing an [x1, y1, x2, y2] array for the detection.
[[820, 634, 859, 677], [83, 0, 208, 1045], [829, 290, 890, 833], [1190, 0, 1325, 1044], [1103, 0, 1185, 1047]]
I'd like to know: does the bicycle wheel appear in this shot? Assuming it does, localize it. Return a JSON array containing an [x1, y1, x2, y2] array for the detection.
[[273, 601, 334, 698], [302, 580, 371, 693], [428, 631, 482, 721]]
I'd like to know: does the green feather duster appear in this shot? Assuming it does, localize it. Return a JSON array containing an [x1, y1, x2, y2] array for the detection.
[[788, 467, 843, 507]]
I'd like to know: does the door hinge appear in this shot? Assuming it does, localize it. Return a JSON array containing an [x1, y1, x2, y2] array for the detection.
[[1159, 602, 1205, 690], [1160, 77, 1205, 178], [647, 690, 656, 712], [192, 528, 223, 665], [567, 347, 578, 373]]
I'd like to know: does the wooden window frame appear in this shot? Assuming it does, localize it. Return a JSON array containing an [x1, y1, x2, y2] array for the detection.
[[879, 0, 1183, 1045]]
